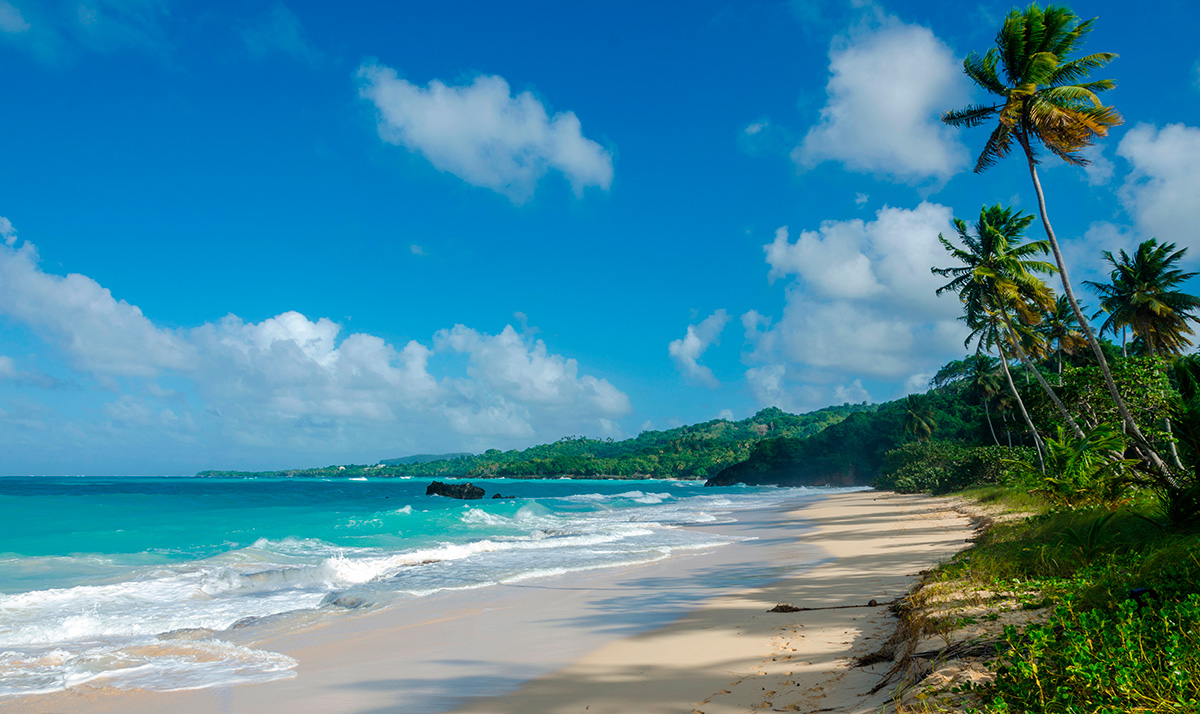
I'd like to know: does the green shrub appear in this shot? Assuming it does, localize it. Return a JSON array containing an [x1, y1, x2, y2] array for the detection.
[[987, 596, 1200, 713], [874, 441, 1034, 494]]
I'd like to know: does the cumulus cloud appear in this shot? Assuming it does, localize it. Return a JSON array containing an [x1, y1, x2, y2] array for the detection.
[[0, 221, 633, 465], [240, 3, 320, 65], [436, 324, 629, 414], [855, 192, 869, 207], [668, 310, 730, 388], [744, 364, 872, 413], [1116, 123, 1200, 254], [357, 63, 613, 202], [903, 371, 935, 395], [0, 241, 195, 376], [793, 18, 969, 183], [0, 216, 15, 246], [833, 378, 870, 404], [745, 203, 966, 408], [1079, 144, 1114, 186]]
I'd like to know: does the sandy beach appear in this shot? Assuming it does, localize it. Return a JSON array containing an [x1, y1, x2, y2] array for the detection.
[[12, 490, 972, 714]]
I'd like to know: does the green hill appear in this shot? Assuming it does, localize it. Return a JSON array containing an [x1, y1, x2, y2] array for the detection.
[[197, 404, 872, 480], [378, 453, 474, 466], [705, 391, 986, 487]]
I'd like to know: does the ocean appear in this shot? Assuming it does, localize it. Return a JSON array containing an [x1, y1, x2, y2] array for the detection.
[[0, 476, 842, 699]]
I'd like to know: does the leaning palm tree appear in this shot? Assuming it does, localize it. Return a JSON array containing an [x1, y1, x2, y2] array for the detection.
[[1085, 239, 1200, 358], [966, 353, 1004, 445], [941, 5, 1166, 470], [933, 204, 1083, 439], [902, 394, 938, 443], [1039, 295, 1089, 380], [967, 314, 1046, 472]]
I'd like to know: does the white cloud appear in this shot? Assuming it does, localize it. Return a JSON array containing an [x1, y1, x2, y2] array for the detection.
[[240, 3, 320, 65], [0, 221, 633, 464], [409, 244, 426, 256], [0, 0, 29, 33], [903, 371, 934, 395], [1116, 123, 1200, 255], [1079, 144, 1114, 186], [668, 309, 730, 388], [0, 241, 195, 376], [1066, 221, 1139, 284], [717, 408, 735, 421], [854, 192, 869, 207], [435, 324, 628, 415], [744, 121, 766, 135], [793, 18, 969, 183], [746, 202, 966, 392], [0, 216, 15, 246], [744, 364, 864, 413], [833, 378, 870, 404], [357, 63, 613, 202]]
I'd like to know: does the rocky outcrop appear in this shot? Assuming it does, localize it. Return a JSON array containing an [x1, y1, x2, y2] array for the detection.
[[426, 481, 485, 499]]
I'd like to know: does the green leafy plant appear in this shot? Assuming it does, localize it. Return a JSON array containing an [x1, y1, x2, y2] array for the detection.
[[987, 596, 1200, 713], [1009, 422, 1136, 510], [1058, 511, 1118, 566]]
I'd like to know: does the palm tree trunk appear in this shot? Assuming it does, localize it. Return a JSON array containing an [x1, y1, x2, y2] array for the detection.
[[1018, 135, 1169, 475], [1002, 314, 1085, 439], [984, 397, 1000, 445], [1057, 350, 1063, 386], [997, 344, 1045, 473]]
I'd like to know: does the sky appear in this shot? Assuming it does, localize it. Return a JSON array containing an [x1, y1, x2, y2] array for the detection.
[[1, 0, 1198, 475]]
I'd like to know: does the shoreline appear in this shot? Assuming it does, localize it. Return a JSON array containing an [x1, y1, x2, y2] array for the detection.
[[10, 490, 972, 714]]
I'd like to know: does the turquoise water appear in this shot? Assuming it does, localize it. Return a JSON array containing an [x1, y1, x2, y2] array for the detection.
[[0, 476, 827, 697]]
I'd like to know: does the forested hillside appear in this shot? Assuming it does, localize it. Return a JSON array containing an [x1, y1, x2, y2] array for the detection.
[[706, 389, 988, 487], [198, 404, 873, 480]]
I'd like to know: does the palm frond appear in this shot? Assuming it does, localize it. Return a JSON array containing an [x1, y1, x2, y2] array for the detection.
[[942, 103, 1000, 128]]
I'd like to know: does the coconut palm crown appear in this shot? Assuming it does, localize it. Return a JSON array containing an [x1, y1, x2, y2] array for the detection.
[[1085, 239, 1200, 357], [932, 204, 1057, 324], [942, 4, 1122, 172]]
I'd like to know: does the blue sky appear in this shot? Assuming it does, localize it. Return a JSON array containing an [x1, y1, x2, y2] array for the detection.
[[1, 0, 1198, 474]]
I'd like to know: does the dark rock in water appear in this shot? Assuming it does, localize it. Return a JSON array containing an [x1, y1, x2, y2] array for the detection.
[[322, 593, 371, 609], [768, 603, 801, 613], [491, 493, 516, 499], [426, 481, 484, 500]]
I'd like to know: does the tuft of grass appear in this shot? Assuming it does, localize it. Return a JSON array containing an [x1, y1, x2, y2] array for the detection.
[[951, 485, 1049, 514]]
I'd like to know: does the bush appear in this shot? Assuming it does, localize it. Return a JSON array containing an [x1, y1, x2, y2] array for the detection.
[[874, 441, 1035, 494], [987, 595, 1200, 713]]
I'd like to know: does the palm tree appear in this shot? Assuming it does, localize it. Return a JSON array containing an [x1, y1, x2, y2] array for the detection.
[[940, 5, 1165, 471], [1039, 295, 1088, 381], [933, 204, 1083, 439], [902, 394, 938, 443], [967, 353, 1004, 445], [966, 314, 1046, 472], [1087, 239, 1200, 470], [1085, 239, 1200, 358]]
